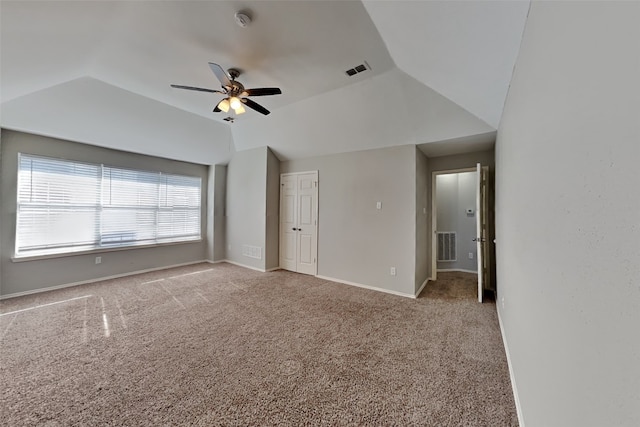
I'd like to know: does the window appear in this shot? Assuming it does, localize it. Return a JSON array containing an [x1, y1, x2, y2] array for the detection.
[[15, 154, 201, 258]]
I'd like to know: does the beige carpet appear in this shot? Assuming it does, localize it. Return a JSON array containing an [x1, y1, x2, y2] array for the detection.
[[420, 271, 478, 300], [0, 263, 517, 426]]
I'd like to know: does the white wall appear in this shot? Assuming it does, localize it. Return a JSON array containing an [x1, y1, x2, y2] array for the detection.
[[496, 2, 640, 426], [225, 147, 268, 270], [211, 165, 227, 262], [265, 149, 280, 270], [281, 145, 417, 296], [436, 172, 477, 272], [415, 147, 430, 293], [0, 136, 3, 292], [231, 68, 493, 161], [0, 77, 235, 166]]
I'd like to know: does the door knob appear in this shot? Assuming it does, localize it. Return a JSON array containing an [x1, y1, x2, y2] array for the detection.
[[292, 227, 297, 231]]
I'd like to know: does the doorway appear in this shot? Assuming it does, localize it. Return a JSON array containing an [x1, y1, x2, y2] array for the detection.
[[279, 171, 318, 275], [431, 164, 492, 302]]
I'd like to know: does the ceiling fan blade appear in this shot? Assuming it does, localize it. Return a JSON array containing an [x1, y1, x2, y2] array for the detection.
[[242, 98, 271, 115], [213, 105, 221, 113], [171, 84, 224, 94], [208, 62, 233, 88], [244, 87, 282, 97]]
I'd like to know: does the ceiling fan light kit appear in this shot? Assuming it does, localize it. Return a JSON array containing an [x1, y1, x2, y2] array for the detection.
[[229, 97, 242, 110], [234, 104, 246, 114], [217, 98, 230, 113], [171, 62, 282, 119]]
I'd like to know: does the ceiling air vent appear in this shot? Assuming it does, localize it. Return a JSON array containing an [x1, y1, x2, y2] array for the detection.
[[345, 62, 370, 77]]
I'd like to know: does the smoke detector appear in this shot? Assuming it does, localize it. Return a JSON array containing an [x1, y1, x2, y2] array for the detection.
[[234, 12, 251, 28]]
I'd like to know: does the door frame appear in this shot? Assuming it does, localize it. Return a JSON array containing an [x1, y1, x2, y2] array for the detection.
[[279, 171, 319, 276], [430, 167, 477, 282]]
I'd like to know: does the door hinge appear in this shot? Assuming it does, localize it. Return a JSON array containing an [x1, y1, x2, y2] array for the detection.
[[314, 181, 317, 187], [314, 258, 316, 264]]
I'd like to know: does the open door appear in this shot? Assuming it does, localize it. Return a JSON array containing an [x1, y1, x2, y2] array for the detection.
[[474, 163, 490, 302]]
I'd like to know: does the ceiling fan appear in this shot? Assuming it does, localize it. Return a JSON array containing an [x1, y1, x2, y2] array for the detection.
[[171, 62, 282, 116]]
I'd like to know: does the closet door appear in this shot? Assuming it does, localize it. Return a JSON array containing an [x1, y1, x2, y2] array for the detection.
[[279, 172, 318, 275], [279, 175, 298, 272]]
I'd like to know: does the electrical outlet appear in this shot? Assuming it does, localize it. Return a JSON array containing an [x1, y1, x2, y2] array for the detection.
[[501, 297, 505, 309], [469, 252, 474, 260], [95, 256, 102, 264], [390, 267, 396, 276]]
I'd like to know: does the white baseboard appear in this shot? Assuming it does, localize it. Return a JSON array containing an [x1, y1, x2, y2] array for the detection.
[[211, 260, 279, 272], [437, 268, 477, 274], [0, 259, 209, 300], [223, 259, 270, 273], [316, 275, 415, 299], [497, 307, 525, 427], [415, 277, 431, 297]]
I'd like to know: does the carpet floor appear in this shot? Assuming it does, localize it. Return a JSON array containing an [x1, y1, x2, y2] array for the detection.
[[0, 264, 517, 426]]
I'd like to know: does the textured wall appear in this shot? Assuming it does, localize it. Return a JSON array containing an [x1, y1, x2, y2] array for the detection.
[[415, 148, 430, 293], [225, 147, 268, 271], [496, 2, 640, 425], [281, 145, 417, 296], [212, 165, 227, 262], [265, 149, 280, 270]]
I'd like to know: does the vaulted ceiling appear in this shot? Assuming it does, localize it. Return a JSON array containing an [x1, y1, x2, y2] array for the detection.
[[0, 1, 530, 165]]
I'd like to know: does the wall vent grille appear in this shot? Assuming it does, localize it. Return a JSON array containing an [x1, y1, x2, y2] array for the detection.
[[437, 232, 457, 262], [242, 244, 262, 260]]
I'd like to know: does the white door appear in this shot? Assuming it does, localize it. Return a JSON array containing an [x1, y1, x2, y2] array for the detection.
[[279, 172, 318, 275], [280, 175, 298, 272], [475, 163, 489, 303]]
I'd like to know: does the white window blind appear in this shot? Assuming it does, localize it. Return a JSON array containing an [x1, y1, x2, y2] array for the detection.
[[16, 154, 201, 258]]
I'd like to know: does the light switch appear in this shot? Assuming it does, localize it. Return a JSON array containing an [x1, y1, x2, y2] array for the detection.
[[376, 202, 382, 210]]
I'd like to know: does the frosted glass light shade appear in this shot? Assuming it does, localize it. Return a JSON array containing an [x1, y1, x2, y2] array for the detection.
[[229, 97, 242, 110], [234, 104, 246, 114], [217, 99, 230, 112]]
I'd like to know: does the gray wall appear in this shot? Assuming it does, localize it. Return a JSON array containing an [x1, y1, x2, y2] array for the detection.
[[0, 130, 209, 297], [428, 149, 494, 173], [281, 145, 417, 296], [225, 147, 268, 270], [496, 2, 640, 426], [0, 135, 3, 292], [415, 147, 430, 293], [436, 172, 477, 272], [212, 165, 227, 262], [424, 149, 495, 282], [206, 166, 215, 261], [265, 148, 280, 270]]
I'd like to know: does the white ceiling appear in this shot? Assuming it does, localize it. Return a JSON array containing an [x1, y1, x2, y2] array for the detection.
[[0, 1, 530, 165]]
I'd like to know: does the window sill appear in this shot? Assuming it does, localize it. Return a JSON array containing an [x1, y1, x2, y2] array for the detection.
[[11, 239, 203, 263]]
